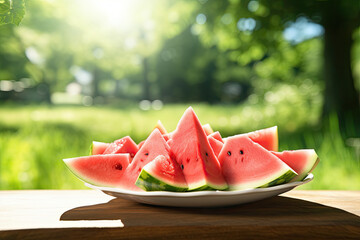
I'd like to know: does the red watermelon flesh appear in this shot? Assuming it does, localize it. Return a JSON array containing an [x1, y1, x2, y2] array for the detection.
[[218, 135, 296, 190], [163, 133, 172, 141], [202, 123, 214, 136], [63, 154, 130, 188], [168, 107, 227, 191], [136, 155, 188, 191], [272, 150, 319, 182], [91, 141, 110, 155], [246, 126, 278, 151], [154, 120, 169, 141], [207, 135, 223, 157], [103, 136, 139, 160], [163, 124, 213, 140], [120, 128, 171, 191], [137, 140, 145, 149], [209, 131, 223, 143]]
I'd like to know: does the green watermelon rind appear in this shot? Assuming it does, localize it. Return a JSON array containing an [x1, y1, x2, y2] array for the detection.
[[290, 152, 320, 182], [188, 181, 228, 192], [89, 143, 94, 155], [89, 141, 109, 155], [227, 168, 297, 191], [258, 169, 297, 188], [136, 169, 188, 192], [205, 181, 228, 191], [63, 158, 110, 187], [186, 177, 228, 191], [63, 154, 130, 188]]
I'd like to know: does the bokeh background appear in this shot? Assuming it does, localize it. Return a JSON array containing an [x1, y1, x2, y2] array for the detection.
[[0, 0, 359, 190]]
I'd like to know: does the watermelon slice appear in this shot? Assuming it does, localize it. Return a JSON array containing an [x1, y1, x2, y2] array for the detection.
[[136, 155, 188, 192], [218, 135, 296, 190], [139, 120, 169, 149], [154, 120, 170, 141], [207, 135, 223, 157], [63, 154, 130, 188], [246, 126, 278, 151], [137, 140, 145, 149], [103, 136, 139, 160], [272, 150, 319, 182], [90, 141, 110, 155], [202, 123, 214, 136], [154, 120, 168, 133], [163, 124, 214, 140], [209, 131, 223, 143], [120, 129, 171, 191], [163, 133, 172, 141], [168, 107, 228, 191]]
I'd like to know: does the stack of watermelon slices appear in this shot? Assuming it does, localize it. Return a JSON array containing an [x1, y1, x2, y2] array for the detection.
[[63, 107, 319, 192]]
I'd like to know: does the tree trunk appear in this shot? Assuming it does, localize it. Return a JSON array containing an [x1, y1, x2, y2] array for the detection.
[[142, 57, 150, 100], [322, 18, 360, 137], [41, 71, 52, 104], [92, 68, 100, 98]]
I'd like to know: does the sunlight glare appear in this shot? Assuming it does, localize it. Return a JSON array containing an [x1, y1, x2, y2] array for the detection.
[[86, 0, 141, 31]]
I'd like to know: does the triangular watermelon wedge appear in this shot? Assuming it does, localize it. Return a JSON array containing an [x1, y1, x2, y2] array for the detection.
[[202, 123, 214, 136], [163, 124, 215, 140], [137, 140, 145, 149], [218, 135, 297, 190], [63, 154, 130, 188], [154, 120, 168, 135], [90, 141, 110, 155], [103, 136, 139, 160], [224, 126, 278, 151], [120, 129, 171, 191], [168, 107, 228, 191], [272, 150, 319, 182], [246, 126, 278, 151], [136, 155, 188, 192], [154, 120, 169, 141], [207, 135, 223, 157], [209, 131, 223, 143]]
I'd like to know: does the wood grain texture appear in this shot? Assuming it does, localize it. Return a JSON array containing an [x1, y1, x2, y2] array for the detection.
[[0, 190, 359, 240]]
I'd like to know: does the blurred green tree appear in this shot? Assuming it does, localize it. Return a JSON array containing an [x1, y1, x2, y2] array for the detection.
[[0, 0, 25, 25], [198, 0, 360, 136], [155, 27, 221, 103], [1, 0, 359, 139], [22, 0, 197, 101], [1, 0, 197, 102]]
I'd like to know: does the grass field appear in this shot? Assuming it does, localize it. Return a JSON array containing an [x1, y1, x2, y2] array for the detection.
[[0, 103, 359, 190]]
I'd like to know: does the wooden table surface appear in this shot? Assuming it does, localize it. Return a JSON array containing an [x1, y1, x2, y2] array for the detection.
[[0, 190, 359, 239]]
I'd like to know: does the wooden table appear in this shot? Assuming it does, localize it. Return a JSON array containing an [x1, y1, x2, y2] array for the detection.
[[0, 190, 359, 239]]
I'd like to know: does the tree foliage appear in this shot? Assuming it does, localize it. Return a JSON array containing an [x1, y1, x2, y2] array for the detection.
[[0, 0, 359, 137], [10, 0, 197, 100], [0, 0, 25, 25], [196, 0, 360, 136]]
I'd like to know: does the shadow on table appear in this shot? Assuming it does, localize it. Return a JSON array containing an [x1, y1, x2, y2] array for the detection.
[[60, 195, 360, 228], [2, 196, 359, 240]]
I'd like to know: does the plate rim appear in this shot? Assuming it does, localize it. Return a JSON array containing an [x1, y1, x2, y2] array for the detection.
[[85, 173, 313, 198]]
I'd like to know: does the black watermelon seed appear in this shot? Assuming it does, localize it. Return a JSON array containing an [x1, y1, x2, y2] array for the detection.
[[205, 152, 208, 156], [240, 150, 244, 155], [180, 164, 184, 170], [145, 152, 149, 156], [227, 151, 231, 156], [115, 164, 123, 170]]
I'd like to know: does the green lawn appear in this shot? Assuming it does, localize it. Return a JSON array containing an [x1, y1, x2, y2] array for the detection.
[[0, 103, 358, 190]]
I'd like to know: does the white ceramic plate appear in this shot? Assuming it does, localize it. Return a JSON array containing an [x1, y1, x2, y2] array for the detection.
[[85, 173, 313, 208]]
